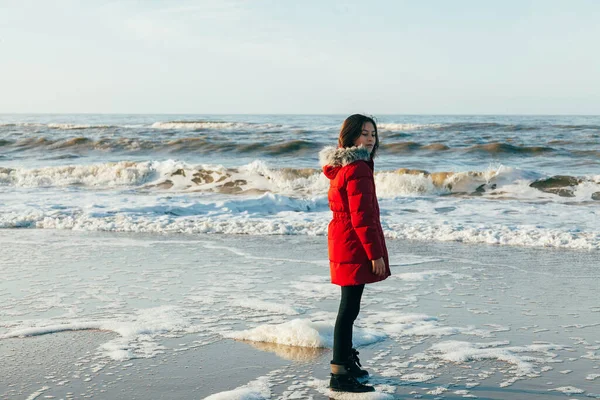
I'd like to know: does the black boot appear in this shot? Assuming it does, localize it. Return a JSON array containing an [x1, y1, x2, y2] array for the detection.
[[329, 373, 375, 393], [346, 348, 369, 378]]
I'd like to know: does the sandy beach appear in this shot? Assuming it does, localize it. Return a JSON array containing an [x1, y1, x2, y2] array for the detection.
[[4, 0, 600, 397], [1, 229, 598, 399]]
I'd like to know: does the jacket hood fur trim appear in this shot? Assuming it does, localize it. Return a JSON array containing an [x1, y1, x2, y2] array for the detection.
[[319, 145, 371, 167]]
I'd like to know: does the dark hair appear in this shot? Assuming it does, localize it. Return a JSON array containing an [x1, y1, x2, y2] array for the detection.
[[338, 114, 379, 158]]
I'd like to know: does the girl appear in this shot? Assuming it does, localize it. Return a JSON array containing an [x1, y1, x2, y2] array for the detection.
[[319, 114, 391, 393]]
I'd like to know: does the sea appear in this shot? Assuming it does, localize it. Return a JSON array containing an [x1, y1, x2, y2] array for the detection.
[[1, 114, 600, 399], [1, 114, 599, 250]]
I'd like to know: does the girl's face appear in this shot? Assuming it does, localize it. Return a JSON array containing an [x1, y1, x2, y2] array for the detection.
[[353, 121, 377, 152]]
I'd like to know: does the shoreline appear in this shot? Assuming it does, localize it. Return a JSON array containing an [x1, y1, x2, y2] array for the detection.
[[3, 330, 598, 399], [1, 229, 599, 399]]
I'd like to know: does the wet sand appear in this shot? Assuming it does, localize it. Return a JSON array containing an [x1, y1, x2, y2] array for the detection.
[[2, 330, 598, 399], [0, 229, 599, 399], [1, 331, 289, 399]]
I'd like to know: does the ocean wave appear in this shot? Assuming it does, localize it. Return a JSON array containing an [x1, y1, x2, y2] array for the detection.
[[382, 141, 555, 155], [383, 142, 451, 153], [0, 122, 118, 130], [0, 120, 280, 132], [3, 120, 599, 134], [427, 122, 600, 132], [264, 140, 321, 155], [466, 143, 555, 154], [2, 160, 599, 201], [2, 210, 598, 250], [572, 149, 600, 158], [9, 136, 157, 152], [0, 161, 329, 196], [553, 124, 600, 131], [151, 120, 281, 131], [378, 122, 543, 132], [47, 123, 116, 130], [42, 154, 82, 160], [0, 162, 157, 188], [378, 123, 441, 131], [0, 122, 43, 128], [2, 136, 323, 155], [434, 123, 541, 132], [384, 222, 600, 250], [136, 161, 328, 196], [4, 136, 567, 157]]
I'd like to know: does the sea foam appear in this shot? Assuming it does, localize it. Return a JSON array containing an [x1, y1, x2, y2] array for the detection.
[[2, 205, 599, 250], [151, 121, 279, 131], [223, 318, 386, 348], [3, 160, 599, 204], [422, 340, 564, 377], [0, 306, 194, 361], [204, 376, 272, 400]]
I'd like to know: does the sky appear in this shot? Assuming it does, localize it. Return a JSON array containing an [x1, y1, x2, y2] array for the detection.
[[1, 0, 599, 114]]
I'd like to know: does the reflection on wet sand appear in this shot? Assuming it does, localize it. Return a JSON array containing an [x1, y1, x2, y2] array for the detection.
[[239, 340, 327, 361]]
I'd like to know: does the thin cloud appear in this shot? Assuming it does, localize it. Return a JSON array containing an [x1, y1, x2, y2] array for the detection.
[[152, 1, 246, 20], [120, 0, 246, 42]]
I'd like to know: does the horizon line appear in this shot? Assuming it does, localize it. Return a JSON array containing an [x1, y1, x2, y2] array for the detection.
[[1, 112, 599, 117]]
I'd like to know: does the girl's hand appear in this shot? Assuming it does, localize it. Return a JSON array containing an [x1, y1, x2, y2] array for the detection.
[[371, 258, 386, 277]]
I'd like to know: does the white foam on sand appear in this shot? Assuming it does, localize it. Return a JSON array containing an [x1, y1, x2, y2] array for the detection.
[[306, 378, 394, 400], [0, 306, 192, 361], [289, 279, 338, 300], [231, 299, 303, 316], [2, 229, 599, 397], [360, 312, 492, 338], [222, 319, 385, 348], [204, 376, 272, 400], [582, 351, 600, 360], [548, 386, 585, 395], [427, 386, 449, 395], [420, 340, 564, 377], [0, 321, 105, 339], [399, 373, 435, 382], [24, 386, 50, 400]]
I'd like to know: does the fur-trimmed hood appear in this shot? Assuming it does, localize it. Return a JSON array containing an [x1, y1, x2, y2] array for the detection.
[[319, 145, 371, 167], [319, 145, 372, 179]]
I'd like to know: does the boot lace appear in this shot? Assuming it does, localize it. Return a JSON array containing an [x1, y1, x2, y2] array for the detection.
[[351, 349, 362, 368]]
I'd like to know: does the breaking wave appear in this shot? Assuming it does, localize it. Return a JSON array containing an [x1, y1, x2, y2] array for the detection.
[[0, 136, 579, 157], [378, 123, 441, 131], [2, 136, 322, 155], [3, 120, 600, 133], [151, 120, 281, 131], [0, 122, 118, 130], [2, 160, 599, 201], [0, 120, 280, 132], [379, 122, 600, 132], [2, 206, 599, 250]]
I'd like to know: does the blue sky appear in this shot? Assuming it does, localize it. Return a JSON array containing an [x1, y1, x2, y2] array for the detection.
[[1, 0, 599, 114]]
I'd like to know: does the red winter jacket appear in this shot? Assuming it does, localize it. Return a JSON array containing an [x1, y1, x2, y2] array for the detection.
[[319, 145, 391, 286]]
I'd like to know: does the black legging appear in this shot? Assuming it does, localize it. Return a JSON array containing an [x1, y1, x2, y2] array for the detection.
[[332, 284, 365, 365]]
